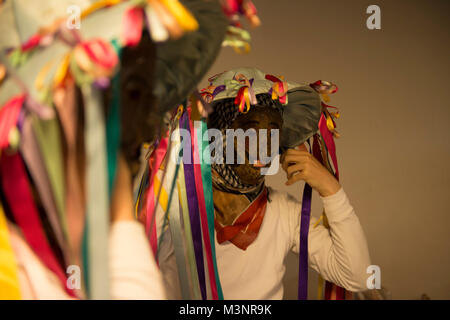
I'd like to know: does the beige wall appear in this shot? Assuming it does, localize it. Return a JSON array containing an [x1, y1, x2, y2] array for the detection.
[[201, 0, 450, 299]]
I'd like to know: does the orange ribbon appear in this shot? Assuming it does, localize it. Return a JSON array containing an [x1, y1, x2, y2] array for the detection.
[[265, 74, 288, 105]]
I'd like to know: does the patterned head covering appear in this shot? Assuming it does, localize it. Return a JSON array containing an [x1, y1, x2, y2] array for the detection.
[[201, 67, 323, 194], [202, 67, 323, 151]]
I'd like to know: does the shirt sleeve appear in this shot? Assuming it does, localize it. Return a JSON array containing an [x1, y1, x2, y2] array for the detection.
[[289, 188, 371, 292], [109, 220, 167, 299]]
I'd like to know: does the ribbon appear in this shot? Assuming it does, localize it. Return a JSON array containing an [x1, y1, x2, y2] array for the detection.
[[190, 112, 219, 300], [135, 164, 149, 218], [180, 111, 207, 300], [53, 78, 87, 298], [154, 121, 191, 299], [0, 63, 6, 84], [177, 154, 201, 299], [221, 0, 260, 27], [188, 117, 218, 300], [106, 39, 122, 197], [223, 26, 251, 53], [145, 137, 168, 260], [0, 94, 25, 149], [0, 152, 74, 297], [265, 74, 288, 105], [0, 202, 21, 299], [159, 0, 199, 32], [314, 132, 347, 300], [145, 4, 169, 42], [80, 0, 121, 20], [310, 80, 338, 95], [82, 84, 110, 299], [147, 0, 184, 39], [235, 86, 251, 113], [311, 80, 345, 300], [318, 113, 339, 180], [122, 7, 144, 47], [200, 85, 225, 103], [53, 53, 71, 88], [298, 180, 312, 300], [34, 60, 55, 91], [226, 75, 257, 113], [19, 116, 69, 266], [198, 119, 224, 299], [79, 39, 119, 71], [32, 114, 69, 246], [21, 34, 41, 52]]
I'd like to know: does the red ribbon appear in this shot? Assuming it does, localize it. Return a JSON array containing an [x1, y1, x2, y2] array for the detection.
[[21, 34, 41, 52], [0, 95, 25, 149], [318, 113, 339, 180], [144, 137, 168, 261], [80, 39, 118, 70], [122, 7, 144, 47], [265, 74, 287, 104], [0, 152, 75, 297]]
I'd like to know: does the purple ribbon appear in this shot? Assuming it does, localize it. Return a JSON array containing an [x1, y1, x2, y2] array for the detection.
[[180, 111, 207, 300], [212, 85, 226, 97], [298, 182, 312, 300]]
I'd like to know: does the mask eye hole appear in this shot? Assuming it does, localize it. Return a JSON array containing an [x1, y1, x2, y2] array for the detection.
[[123, 77, 145, 102]]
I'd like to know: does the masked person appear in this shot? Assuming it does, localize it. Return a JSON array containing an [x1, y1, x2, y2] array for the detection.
[[155, 67, 372, 299], [0, 0, 227, 299]]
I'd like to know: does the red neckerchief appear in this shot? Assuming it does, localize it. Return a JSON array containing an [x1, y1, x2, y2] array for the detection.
[[215, 187, 268, 250]]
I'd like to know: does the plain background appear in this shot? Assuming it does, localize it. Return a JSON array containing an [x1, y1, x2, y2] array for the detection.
[[200, 0, 450, 299]]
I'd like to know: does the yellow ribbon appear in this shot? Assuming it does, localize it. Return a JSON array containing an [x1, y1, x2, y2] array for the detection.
[[317, 275, 324, 300], [153, 175, 169, 212], [0, 63, 6, 85], [0, 202, 21, 299], [53, 53, 71, 88], [81, 0, 122, 20], [325, 110, 335, 132], [160, 0, 199, 32], [239, 87, 251, 113], [34, 60, 55, 91], [321, 93, 330, 103]]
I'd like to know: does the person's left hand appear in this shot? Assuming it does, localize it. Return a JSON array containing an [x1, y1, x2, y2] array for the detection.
[[281, 146, 341, 197]]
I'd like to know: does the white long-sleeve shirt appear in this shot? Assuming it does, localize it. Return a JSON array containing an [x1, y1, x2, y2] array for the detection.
[[216, 187, 371, 299], [160, 187, 371, 299], [9, 220, 166, 300]]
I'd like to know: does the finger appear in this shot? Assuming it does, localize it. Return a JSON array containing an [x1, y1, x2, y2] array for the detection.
[[286, 163, 306, 179], [283, 154, 311, 166], [281, 153, 288, 171], [285, 171, 306, 186]]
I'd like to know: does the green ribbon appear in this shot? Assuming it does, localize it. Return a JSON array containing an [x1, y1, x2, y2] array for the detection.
[[31, 115, 68, 242], [82, 84, 110, 299], [197, 119, 224, 300], [81, 39, 121, 298], [224, 79, 244, 92], [106, 39, 121, 197]]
